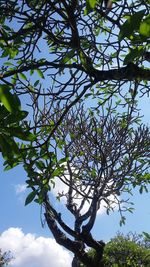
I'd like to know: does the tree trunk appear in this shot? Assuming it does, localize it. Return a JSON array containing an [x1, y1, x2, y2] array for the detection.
[[72, 256, 80, 267]]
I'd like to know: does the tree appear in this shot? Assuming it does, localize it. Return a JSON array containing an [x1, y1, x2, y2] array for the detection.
[[81, 232, 150, 267], [0, 0, 150, 266], [38, 102, 149, 267], [0, 249, 12, 267]]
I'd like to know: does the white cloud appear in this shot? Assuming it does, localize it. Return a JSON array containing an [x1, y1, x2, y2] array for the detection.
[[15, 184, 27, 194], [0, 228, 72, 267]]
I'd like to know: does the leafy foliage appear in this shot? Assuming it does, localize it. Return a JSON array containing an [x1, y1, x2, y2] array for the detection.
[[81, 233, 150, 267], [0, 90, 34, 167], [0, 1, 150, 266]]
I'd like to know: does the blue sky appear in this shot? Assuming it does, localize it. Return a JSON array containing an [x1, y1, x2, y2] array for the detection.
[[0, 92, 149, 267]]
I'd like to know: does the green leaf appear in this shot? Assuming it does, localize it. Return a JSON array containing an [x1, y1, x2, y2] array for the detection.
[[140, 15, 150, 37], [9, 139, 20, 155], [0, 85, 21, 113], [61, 50, 75, 64], [9, 48, 19, 59], [79, 50, 90, 71], [21, 131, 36, 141], [1, 48, 9, 58], [4, 110, 28, 125], [51, 179, 55, 188], [11, 74, 17, 85], [18, 110, 29, 120], [4, 161, 19, 171], [91, 168, 96, 178], [19, 73, 27, 81], [25, 190, 37, 205], [0, 134, 19, 158], [84, 93, 92, 98], [139, 185, 143, 194], [119, 216, 126, 226], [26, 179, 39, 187], [36, 69, 45, 79], [143, 232, 150, 240], [88, 0, 96, 9], [123, 47, 144, 65], [85, 0, 97, 15], [30, 69, 34, 75], [0, 104, 9, 120], [143, 173, 150, 180], [34, 197, 43, 205], [13, 93, 21, 110], [58, 157, 68, 165], [35, 160, 45, 171], [4, 61, 14, 66], [5, 127, 36, 141], [0, 85, 14, 112], [34, 80, 40, 87], [0, 135, 11, 156], [52, 168, 62, 177], [28, 85, 35, 92], [119, 10, 146, 41]]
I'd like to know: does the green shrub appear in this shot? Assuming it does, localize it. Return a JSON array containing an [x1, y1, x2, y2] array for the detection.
[[81, 233, 150, 267], [103, 233, 150, 267]]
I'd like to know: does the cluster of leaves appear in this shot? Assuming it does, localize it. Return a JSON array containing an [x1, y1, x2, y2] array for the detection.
[[103, 234, 150, 267], [81, 232, 150, 267], [0, 83, 35, 168], [23, 149, 67, 206], [119, 9, 150, 65], [0, 85, 34, 167], [86, 0, 150, 65]]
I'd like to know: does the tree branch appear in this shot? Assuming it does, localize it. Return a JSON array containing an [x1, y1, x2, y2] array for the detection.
[[2, 61, 149, 82], [93, 63, 150, 81], [44, 209, 95, 267]]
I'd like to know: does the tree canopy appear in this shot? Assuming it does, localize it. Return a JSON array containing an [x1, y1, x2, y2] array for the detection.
[[0, 0, 150, 266], [103, 233, 150, 267], [81, 232, 150, 267]]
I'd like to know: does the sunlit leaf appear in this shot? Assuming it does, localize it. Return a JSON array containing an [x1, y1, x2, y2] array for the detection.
[[9, 47, 18, 59], [0, 85, 20, 113], [85, 0, 97, 14], [88, 0, 96, 9], [52, 168, 62, 177], [140, 15, 150, 37]]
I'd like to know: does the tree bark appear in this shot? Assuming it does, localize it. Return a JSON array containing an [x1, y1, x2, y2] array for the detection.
[[72, 256, 80, 267]]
